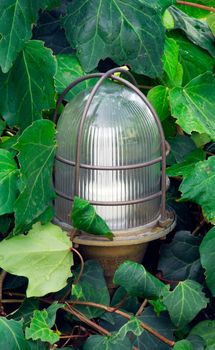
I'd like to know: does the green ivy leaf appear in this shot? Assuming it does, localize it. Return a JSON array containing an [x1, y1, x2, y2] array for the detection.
[[167, 149, 206, 177], [200, 227, 215, 296], [134, 307, 174, 350], [71, 260, 110, 319], [13, 120, 56, 235], [174, 340, 194, 350], [169, 6, 215, 58], [62, 0, 174, 78], [71, 197, 113, 240], [54, 53, 95, 101], [25, 309, 59, 345], [0, 318, 29, 350], [113, 260, 165, 298], [170, 72, 215, 140], [46, 302, 64, 327], [167, 135, 196, 166], [83, 317, 143, 350], [0, 40, 57, 129], [169, 32, 215, 85], [161, 280, 208, 328], [0, 149, 18, 215], [147, 85, 170, 121], [186, 335, 205, 350], [190, 320, 215, 349], [9, 298, 39, 326], [180, 156, 215, 223], [162, 37, 183, 86], [0, 222, 73, 297], [207, 13, 215, 36], [0, 1, 42, 73], [158, 230, 203, 282]]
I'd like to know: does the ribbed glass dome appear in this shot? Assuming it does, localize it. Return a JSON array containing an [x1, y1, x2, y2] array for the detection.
[[55, 82, 162, 231]]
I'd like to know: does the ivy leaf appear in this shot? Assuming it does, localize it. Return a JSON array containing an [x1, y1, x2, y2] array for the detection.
[[0, 1, 41, 73], [71, 197, 113, 240], [46, 302, 64, 327], [169, 32, 215, 85], [83, 317, 143, 350], [0, 222, 73, 297], [162, 37, 183, 86], [0, 40, 57, 129], [71, 260, 110, 319], [161, 280, 208, 328], [13, 120, 56, 235], [113, 260, 165, 299], [179, 156, 215, 224], [147, 86, 170, 121], [62, 0, 173, 78], [0, 149, 18, 215], [158, 231, 203, 282], [134, 307, 174, 350], [169, 6, 215, 58], [9, 298, 39, 326], [54, 54, 95, 101], [170, 72, 215, 140], [167, 149, 206, 177], [174, 340, 194, 350], [25, 309, 59, 345], [186, 335, 205, 350], [199, 227, 215, 296], [167, 135, 196, 166], [190, 320, 215, 349], [207, 13, 215, 36], [0, 318, 29, 350]]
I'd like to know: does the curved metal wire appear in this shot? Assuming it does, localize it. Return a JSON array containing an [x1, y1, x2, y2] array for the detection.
[[54, 68, 168, 223]]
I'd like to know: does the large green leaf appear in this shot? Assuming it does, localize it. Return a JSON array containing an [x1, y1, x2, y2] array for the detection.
[[158, 231, 203, 282], [0, 149, 18, 215], [169, 32, 215, 85], [83, 317, 143, 350], [54, 53, 95, 101], [162, 36, 183, 86], [169, 72, 215, 140], [147, 85, 170, 121], [0, 222, 73, 297], [190, 320, 215, 349], [0, 318, 29, 350], [0, 40, 57, 129], [25, 309, 59, 345], [113, 260, 165, 298], [71, 197, 113, 240], [199, 227, 215, 296], [71, 260, 110, 319], [179, 156, 215, 224], [167, 149, 206, 178], [62, 0, 174, 77], [13, 120, 56, 234], [167, 135, 196, 166], [134, 307, 174, 350], [174, 340, 194, 350], [169, 6, 215, 57], [161, 280, 208, 328], [0, 1, 41, 73]]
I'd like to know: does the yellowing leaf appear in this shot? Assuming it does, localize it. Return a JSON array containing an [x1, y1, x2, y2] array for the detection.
[[0, 222, 73, 297]]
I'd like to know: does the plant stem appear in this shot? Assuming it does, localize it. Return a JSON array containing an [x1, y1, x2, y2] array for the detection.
[[1, 299, 23, 303], [0, 270, 7, 316], [135, 299, 148, 317], [176, 0, 215, 12], [67, 301, 175, 347]]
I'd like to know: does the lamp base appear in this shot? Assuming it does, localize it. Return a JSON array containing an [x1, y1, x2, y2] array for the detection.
[[54, 209, 176, 291]]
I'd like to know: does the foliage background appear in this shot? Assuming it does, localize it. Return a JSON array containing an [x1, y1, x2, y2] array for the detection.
[[0, 0, 215, 349]]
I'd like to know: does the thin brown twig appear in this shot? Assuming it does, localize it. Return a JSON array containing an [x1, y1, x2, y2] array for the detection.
[[138, 84, 153, 90], [176, 0, 215, 12], [65, 302, 111, 336], [111, 292, 128, 312], [135, 299, 148, 317], [1, 299, 23, 303], [70, 247, 84, 286], [192, 219, 206, 236], [67, 300, 175, 347], [0, 270, 7, 315]]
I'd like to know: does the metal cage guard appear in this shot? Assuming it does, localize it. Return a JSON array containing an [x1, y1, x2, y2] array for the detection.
[[54, 68, 169, 223]]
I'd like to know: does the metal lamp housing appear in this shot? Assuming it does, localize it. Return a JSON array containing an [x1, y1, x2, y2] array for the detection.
[[54, 68, 175, 242]]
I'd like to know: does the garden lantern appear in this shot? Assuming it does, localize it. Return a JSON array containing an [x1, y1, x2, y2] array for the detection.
[[53, 68, 176, 288]]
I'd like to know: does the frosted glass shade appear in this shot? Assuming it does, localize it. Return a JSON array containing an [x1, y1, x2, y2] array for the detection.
[[55, 82, 162, 231]]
